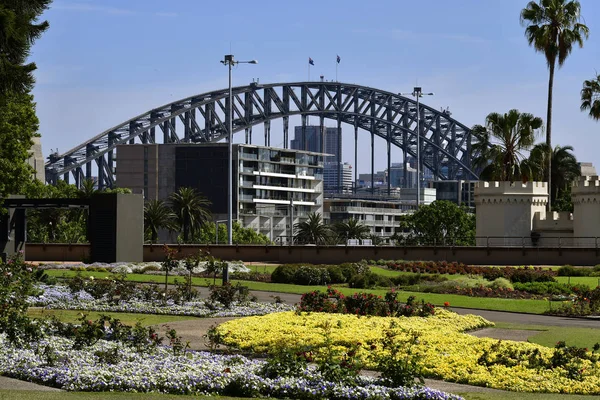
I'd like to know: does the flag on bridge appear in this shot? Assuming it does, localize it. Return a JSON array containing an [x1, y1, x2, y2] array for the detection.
[[309, 57, 314, 65], [337, 55, 340, 64]]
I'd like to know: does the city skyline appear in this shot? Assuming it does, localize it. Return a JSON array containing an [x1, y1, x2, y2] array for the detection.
[[32, 0, 600, 177]]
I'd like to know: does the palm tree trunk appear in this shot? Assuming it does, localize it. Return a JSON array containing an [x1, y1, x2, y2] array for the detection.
[[546, 61, 555, 211]]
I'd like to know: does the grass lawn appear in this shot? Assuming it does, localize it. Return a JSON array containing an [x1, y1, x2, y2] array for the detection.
[[556, 276, 600, 288], [493, 321, 600, 349], [45, 270, 558, 314], [26, 308, 198, 326], [0, 387, 598, 400], [0, 391, 245, 399]]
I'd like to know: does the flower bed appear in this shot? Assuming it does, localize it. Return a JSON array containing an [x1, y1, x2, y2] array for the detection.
[[39, 260, 249, 275], [216, 310, 600, 394], [0, 334, 461, 399], [384, 261, 556, 282], [29, 285, 294, 318]]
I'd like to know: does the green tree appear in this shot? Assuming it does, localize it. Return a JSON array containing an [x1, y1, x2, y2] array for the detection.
[[403, 200, 475, 246], [20, 180, 85, 243], [144, 200, 177, 243], [193, 221, 270, 244], [0, 94, 38, 199], [581, 73, 600, 121], [472, 109, 543, 181], [232, 221, 271, 244], [0, 0, 51, 95], [521, 0, 589, 209], [333, 218, 371, 241], [169, 187, 212, 242], [293, 212, 330, 245]]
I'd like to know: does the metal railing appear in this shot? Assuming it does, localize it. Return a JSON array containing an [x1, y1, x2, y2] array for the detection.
[[269, 236, 600, 248]]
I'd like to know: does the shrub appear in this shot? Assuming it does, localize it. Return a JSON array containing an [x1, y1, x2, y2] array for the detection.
[[558, 265, 591, 277], [141, 265, 161, 274], [260, 342, 311, 378], [294, 266, 330, 285], [345, 293, 386, 316], [208, 282, 250, 308], [326, 265, 345, 283], [0, 253, 43, 346], [489, 277, 514, 290], [349, 272, 391, 289], [271, 265, 297, 284], [373, 323, 425, 387]]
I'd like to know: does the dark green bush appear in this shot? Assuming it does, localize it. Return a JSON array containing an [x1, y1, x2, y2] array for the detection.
[[271, 265, 297, 284], [557, 265, 591, 277], [349, 272, 391, 289], [513, 281, 581, 296], [326, 265, 345, 283]]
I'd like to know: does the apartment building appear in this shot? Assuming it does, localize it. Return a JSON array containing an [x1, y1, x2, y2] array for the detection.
[[115, 143, 325, 242]]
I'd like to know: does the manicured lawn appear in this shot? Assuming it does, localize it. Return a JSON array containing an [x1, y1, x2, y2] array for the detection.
[[493, 322, 600, 349], [556, 276, 600, 288], [0, 390, 245, 399], [45, 269, 558, 314], [27, 308, 198, 326]]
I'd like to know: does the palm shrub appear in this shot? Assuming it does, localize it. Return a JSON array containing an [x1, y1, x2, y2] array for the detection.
[[293, 212, 330, 244], [144, 199, 177, 243], [333, 218, 370, 242], [169, 187, 212, 242]]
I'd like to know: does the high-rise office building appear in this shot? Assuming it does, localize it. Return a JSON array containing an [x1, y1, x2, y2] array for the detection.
[[291, 125, 341, 164], [324, 162, 353, 193]]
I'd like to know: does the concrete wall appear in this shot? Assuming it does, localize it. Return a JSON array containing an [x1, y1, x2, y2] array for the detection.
[[572, 176, 600, 241], [25, 243, 600, 266]]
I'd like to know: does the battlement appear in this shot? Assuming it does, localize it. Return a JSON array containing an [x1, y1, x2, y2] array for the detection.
[[572, 176, 600, 189], [533, 211, 574, 232], [474, 181, 548, 196]]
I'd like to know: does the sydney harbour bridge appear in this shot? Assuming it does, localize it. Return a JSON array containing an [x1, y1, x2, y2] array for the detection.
[[45, 82, 478, 189]]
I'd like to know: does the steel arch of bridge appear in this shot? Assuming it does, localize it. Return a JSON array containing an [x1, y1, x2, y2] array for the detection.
[[45, 82, 477, 189]]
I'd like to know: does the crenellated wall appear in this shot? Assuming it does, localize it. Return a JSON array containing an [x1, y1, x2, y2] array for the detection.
[[475, 177, 600, 247], [572, 176, 600, 242], [474, 181, 548, 246]]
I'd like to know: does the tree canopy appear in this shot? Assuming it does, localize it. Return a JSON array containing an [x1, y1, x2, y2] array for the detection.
[[401, 201, 475, 246], [472, 109, 544, 182]]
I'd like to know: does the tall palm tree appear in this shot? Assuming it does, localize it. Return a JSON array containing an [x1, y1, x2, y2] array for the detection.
[[581, 73, 600, 121], [293, 212, 330, 244], [471, 109, 543, 182], [333, 218, 371, 241], [521, 0, 589, 209], [144, 200, 177, 243], [169, 187, 212, 242]]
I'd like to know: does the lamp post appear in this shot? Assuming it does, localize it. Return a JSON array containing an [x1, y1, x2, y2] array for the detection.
[[221, 55, 257, 245], [400, 87, 434, 210]]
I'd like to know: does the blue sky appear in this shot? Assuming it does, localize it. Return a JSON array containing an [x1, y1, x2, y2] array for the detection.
[[32, 0, 600, 175]]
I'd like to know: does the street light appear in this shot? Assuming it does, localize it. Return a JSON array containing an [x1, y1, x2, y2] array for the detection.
[[400, 87, 434, 210], [221, 55, 258, 245]]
